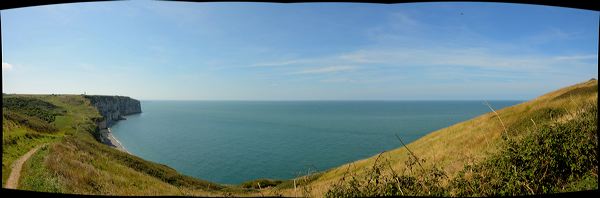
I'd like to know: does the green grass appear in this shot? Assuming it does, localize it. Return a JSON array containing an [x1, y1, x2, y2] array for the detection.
[[2, 130, 57, 186], [3, 95, 94, 186], [20, 144, 64, 193], [6, 94, 241, 196], [4, 80, 598, 197], [2, 115, 60, 186], [241, 178, 283, 189]]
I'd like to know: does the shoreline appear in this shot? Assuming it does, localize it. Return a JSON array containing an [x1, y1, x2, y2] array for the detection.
[[106, 128, 131, 154]]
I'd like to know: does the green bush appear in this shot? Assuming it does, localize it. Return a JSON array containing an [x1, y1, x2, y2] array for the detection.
[[2, 96, 64, 123], [450, 101, 598, 196], [325, 153, 448, 197], [325, 101, 597, 197], [241, 179, 283, 189], [3, 109, 58, 133]]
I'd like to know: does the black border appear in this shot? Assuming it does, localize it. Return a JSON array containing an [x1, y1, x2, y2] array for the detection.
[[0, 0, 598, 11], [2, 188, 599, 197], [1, 0, 598, 197]]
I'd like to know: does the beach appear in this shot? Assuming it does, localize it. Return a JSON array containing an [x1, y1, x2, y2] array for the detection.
[[107, 128, 130, 154]]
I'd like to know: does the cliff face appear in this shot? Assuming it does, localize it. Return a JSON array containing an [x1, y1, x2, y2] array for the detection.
[[85, 95, 142, 128], [84, 95, 141, 145]]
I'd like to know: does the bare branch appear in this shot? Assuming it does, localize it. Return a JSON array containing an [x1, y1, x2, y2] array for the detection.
[[484, 101, 509, 135], [394, 134, 424, 171]]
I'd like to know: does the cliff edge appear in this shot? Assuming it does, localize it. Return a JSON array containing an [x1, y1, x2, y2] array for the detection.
[[84, 95, 142, 145]]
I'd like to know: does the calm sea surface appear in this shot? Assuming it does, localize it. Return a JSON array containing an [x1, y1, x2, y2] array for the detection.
[[111, 100, 520, 184]]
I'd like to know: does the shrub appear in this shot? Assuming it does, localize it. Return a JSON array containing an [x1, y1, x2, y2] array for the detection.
[[3, 109, 58, 132], [241, 179, 283, 189], [450, 101, 598, 196], [325, 152, 448, 197], [325, 100, 597, 197], [2, 96, 64, 123]]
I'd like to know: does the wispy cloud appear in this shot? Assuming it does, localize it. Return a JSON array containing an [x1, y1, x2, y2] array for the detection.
[[79, 63, 97, 72], [553, 54, 598, 61], [522, 27, 576, 45], [2, 62, 14, 71], [293, 65, 357, 74], [365, 11, 425, 44], [244, 10, 597, 83], [320, 77, 356, 83], [248, 59, 309, 67], [243, 44, 598, 85]]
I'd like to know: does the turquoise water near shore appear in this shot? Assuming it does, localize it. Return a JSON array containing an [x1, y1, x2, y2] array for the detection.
[[110, 100, 520, 184]]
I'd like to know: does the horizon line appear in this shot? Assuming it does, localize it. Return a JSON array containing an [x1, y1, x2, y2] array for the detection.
[[7, 79, 596, 102], [138, 99, 527, 102], [1, 93, 528, 101]]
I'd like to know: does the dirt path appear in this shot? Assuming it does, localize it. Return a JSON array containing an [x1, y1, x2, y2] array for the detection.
[[5, 144, 46, 189]]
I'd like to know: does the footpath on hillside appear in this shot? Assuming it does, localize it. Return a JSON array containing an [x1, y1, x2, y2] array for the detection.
[[5, 144, 47, 189]]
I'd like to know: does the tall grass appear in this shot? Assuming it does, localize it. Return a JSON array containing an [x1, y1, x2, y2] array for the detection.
[[450, 99, 597, 196], [20, 144, 63, 193], [325, 140, 449, 197], [324, 98, 597, 197]]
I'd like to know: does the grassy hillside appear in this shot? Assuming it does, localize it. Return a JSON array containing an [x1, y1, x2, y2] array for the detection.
[[266, 79, 598, 197], [3, 94, 252, 196], [3, 95, 67, 186], [3, 79, 597, 197]]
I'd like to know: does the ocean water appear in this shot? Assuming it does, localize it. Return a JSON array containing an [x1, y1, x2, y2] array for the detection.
[[110, 100, 520, 184]]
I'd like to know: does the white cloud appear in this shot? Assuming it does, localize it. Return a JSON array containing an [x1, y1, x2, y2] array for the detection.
[[2, 62, 14, 71], [293, 65, 357, 75]]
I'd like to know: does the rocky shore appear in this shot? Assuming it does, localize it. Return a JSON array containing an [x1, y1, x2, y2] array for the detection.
[[84, 95, 142, 149], [106, 128, 130, 154]]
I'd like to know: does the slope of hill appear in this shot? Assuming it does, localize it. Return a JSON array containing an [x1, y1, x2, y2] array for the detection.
[[2, 95, 252, 196], [267, 79, 598, 197], [2, 79, 597, 197]]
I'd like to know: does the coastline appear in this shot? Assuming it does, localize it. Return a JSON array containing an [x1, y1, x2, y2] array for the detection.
[[107, 128, 131, 154]]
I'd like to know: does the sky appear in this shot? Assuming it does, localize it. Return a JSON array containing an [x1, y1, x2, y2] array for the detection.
[[1, 1, 598, 100]]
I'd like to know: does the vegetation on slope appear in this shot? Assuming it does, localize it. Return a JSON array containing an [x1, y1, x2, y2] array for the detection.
[[4, 79, 597, 197], [4, 94, 246, 196], [269, 79, 598, 197], [324, 96, 597, 197], [451, 100, 597, 196], [3, 97, 64, 123], [3, 96, 64, 186]]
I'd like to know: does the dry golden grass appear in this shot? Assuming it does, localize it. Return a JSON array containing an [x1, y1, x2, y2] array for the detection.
[[267, 79, 598, 197], [44, 139, 187, 195]]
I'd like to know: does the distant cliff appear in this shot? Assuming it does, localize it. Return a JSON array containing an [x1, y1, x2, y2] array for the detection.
[[84, 95, 141, 144]]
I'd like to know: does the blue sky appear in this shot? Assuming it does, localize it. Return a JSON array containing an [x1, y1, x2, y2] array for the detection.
[[2, 1, 598, 100]]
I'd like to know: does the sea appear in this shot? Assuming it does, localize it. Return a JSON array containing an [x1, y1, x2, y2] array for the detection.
[[110, 100, 521, 184]]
